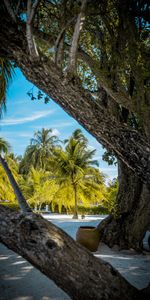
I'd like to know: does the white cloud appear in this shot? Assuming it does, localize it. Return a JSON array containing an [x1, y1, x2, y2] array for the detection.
[[54, 121, 76, 128], [51, 129, 60, 136], [0, 109, 56, 126], [18, 132, 33, 138], [87, 145, 95, 150], [30, 121, 76, 130]]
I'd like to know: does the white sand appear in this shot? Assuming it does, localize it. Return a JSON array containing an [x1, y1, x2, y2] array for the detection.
[[0, 214, 150, 300]]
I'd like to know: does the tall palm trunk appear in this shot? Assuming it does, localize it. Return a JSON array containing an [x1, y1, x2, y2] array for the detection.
[[0, 155, 32, 213], [73, 183, 78, 219]]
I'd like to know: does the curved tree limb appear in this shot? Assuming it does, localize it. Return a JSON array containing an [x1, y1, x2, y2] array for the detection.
[[0, 205, 141, 300]]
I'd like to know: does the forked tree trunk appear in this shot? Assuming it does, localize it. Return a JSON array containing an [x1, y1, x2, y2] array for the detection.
[[0, 155, 32, 213], [97, 161, 150, 250], [0, 205, 148, 300]]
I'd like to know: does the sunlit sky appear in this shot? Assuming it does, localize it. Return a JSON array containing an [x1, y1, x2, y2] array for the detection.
[[0, 68, 117, 182]]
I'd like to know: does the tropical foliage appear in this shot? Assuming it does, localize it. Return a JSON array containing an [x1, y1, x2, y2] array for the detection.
[[48, 131, 106, 217], [102, 179, 118, 214], [19, 128, 60, 173], [0, 129, 117, 215], [0, 139, 18, 201], [0, 58, 14, 114]]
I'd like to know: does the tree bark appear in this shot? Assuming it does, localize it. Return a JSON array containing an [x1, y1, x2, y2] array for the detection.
[[0, 20, 150, 184], [72, 184, 78, 219], [26, 0, 40, 58], [0, 205, 146, 300], [97, 161, 150, 250], [0, 155, 32, 213], [26, 23, 39, 58], [67, 0, 87, 76]]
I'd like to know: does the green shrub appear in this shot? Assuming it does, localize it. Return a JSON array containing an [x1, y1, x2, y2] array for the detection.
[[0, 202, 20, 211]]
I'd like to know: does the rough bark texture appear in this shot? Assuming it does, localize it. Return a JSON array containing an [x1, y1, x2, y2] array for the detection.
[[97, 161, 150, 250], [0, 20, 150, 185], [0, 205, 146, 300], [0, 155, 32, 213], [72, 184, 78, 219]]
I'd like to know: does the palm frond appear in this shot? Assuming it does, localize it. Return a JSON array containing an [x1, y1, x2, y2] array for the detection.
[[0, 58, 14, 116]]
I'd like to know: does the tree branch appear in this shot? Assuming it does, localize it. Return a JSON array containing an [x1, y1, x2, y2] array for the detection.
[[28, 0, 41, 24], [3, 0, 17, 23], [0, 205, 140, 300], [32, 28, 133, 111], [54, 17, 76, 67], [26, 0, 41, 58], [77, 48, 133, 111], [15, 0, 21, 15], [67, 0, 87, 77]]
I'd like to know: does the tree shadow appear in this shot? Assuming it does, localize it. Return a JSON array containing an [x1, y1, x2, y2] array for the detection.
[[0, 243, 70, 300]]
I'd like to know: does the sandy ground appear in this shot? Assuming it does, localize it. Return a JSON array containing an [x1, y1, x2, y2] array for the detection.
[[0, 214, 150, 300]]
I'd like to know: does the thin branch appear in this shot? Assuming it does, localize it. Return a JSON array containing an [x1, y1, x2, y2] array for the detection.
[[28, 0, 41, 24], [77, 48, 133, 111], [15, 0, 21, 15], [32, 28, 133, 111], [67, 0, 87, 77], [26, 0, 41, 58], [3, 0, 17, 22], [54, 16, 76, 66]]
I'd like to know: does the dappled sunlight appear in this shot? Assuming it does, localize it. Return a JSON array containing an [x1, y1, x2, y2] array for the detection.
[[0, 255, 9, 260], [12, 260, 26, 265], [0, 243, 70, 300], [95, 254, 133, 260], [95, 243, 150, 289], [0, 215, 150, 298]]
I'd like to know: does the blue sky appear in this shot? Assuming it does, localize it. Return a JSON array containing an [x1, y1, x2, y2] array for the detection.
[[0, 68, 117, 182]]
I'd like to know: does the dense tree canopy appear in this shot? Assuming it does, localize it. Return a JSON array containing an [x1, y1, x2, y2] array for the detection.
[[0, 0, 149, 182], [0, 1, 150, 299]]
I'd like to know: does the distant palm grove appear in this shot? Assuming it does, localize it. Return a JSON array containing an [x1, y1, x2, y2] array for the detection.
[[0, 128, 117, 218]]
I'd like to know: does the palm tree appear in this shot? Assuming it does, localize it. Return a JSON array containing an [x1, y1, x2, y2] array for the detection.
[[20, 167, 58, 211], [0, 58, 14, 115], [20, 128, 60, 173], [0, 137, 32, 213], [52, 132, 103, 218], [0, 59, 31, 213], [64, 129, 88, 147]]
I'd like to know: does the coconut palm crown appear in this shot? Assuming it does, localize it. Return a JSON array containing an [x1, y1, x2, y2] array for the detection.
[[20, 128, 60, 173], [51, 130, 104, 218]]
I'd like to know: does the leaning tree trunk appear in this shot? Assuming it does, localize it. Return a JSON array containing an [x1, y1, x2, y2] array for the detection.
[[97, 161, 150, 250], [0, 205, 148, 300], [0, 155, 32, 213]]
